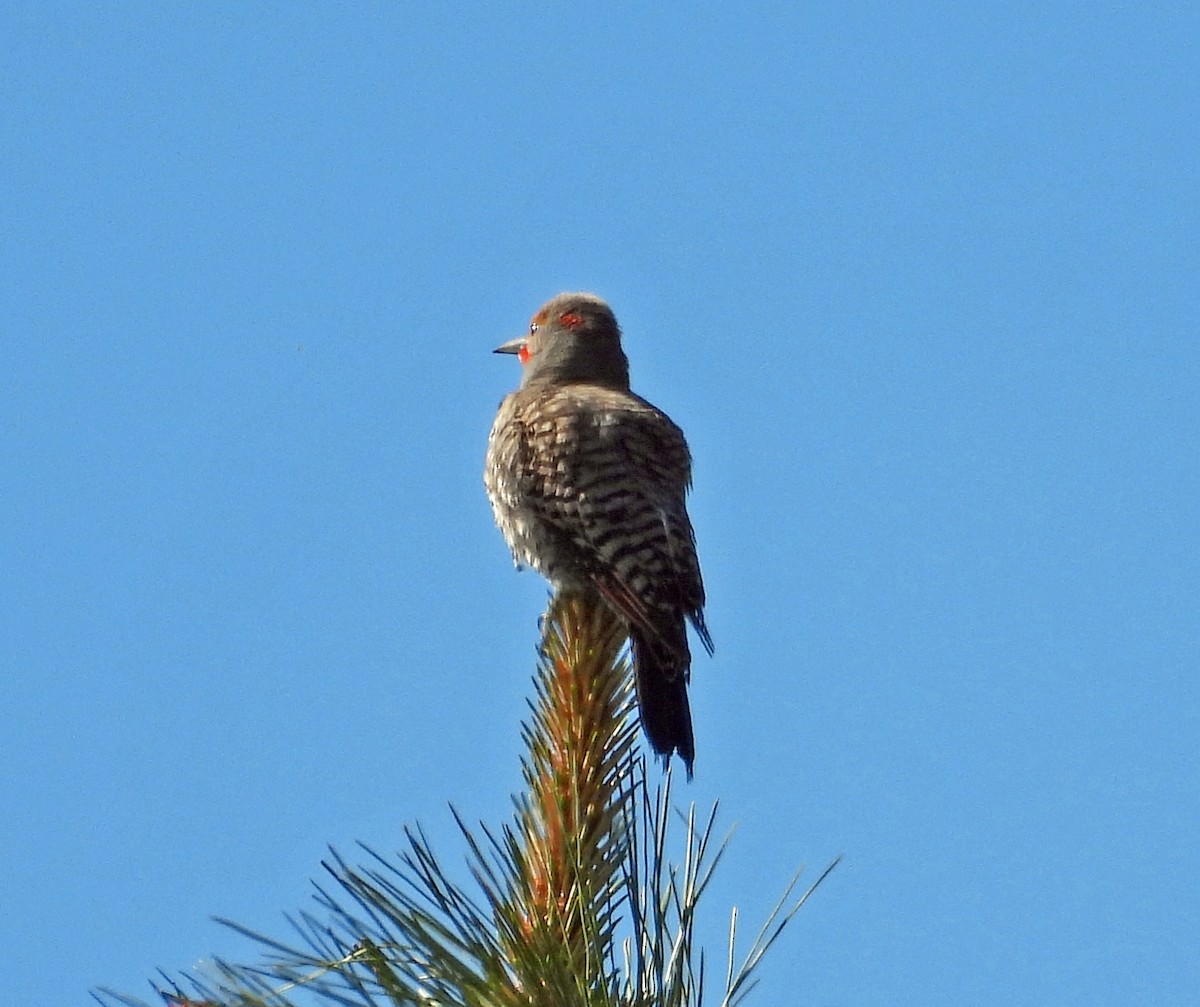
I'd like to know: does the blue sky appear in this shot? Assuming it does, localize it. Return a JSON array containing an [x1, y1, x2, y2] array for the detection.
[[2, 4, 1196, 1004]]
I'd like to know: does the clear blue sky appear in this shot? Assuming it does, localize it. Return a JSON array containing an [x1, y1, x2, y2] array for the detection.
[[2, 4, 1196, 1004]]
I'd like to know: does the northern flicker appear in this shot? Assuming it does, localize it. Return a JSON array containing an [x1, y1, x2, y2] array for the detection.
[[484, 292, 712, 775]]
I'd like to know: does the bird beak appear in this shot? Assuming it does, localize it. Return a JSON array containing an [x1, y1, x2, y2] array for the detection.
[[493, 336, 526, 355]]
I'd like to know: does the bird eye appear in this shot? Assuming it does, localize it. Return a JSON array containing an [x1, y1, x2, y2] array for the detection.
[[529, 323, 539, 335]]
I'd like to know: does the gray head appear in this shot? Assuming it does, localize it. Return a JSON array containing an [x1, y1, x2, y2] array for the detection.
[[494, 292, 631, 390]]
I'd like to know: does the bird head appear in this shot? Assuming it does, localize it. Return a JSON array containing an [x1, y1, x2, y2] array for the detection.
[[495, 292, 630, 390]]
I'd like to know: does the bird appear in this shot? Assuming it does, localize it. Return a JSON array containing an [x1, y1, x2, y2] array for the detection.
[[484, 292, 712, 775]]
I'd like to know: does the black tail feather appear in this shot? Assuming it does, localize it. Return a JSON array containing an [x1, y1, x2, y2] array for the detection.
[[630, 626, 695, 777]]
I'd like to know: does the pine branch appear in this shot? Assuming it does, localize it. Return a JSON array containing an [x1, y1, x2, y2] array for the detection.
[[95, 594, 837, 1007], [501, 592, 637, 1004]]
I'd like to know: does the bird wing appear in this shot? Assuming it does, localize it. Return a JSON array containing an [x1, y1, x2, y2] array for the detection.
[[516, 385, 712, 654]]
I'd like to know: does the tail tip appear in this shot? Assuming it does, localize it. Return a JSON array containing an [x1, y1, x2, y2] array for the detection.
[[656, 748, 694, 780]]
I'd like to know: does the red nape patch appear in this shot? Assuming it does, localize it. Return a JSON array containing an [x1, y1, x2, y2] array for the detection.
[[558, 311, 584, 329], [518, 344, 532, 365]]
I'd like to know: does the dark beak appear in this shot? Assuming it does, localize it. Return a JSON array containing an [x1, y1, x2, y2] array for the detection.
[[493, 336, 526, 355]]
